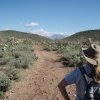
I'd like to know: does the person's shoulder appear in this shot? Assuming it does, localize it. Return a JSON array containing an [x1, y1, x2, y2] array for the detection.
[[83, 64, 93, 75], [74, 66, 81, 72], [64, 66, 83, 84], [70, 66, 82, 76]]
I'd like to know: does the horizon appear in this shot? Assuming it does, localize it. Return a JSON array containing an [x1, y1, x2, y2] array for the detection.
[[0, 0, 100, 37]]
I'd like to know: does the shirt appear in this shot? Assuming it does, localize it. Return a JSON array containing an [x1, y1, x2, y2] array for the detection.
[[64, 64, 93, 100]]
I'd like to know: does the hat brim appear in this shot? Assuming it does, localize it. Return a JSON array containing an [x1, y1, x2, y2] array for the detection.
[[82, 48, 100, 66]]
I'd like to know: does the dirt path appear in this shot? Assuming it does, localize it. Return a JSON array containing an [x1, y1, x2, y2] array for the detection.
[[5, 46, 76, 100]]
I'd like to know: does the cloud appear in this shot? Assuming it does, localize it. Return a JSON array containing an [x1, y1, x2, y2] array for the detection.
[[29, 28, 67, 39], [25, 22, 39, 27], [30, 28, 52, 37], [59, 32, 65, 35]]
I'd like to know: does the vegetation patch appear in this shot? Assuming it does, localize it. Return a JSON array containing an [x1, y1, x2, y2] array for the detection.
[[0, 73, 11, 99], [43, 39, 99, 67], [5, 67, 20, 81], [0, 37, 38, 98]]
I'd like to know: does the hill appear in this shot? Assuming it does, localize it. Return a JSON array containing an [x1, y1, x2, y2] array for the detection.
[[63, 30, 100, 42], [0, 30, 51, 41]]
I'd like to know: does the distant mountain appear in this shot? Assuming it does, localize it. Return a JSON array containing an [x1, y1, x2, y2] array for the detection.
[[49, 34, 66, 40], [0, 30, 51, 41], [62, 30, 100, 41]]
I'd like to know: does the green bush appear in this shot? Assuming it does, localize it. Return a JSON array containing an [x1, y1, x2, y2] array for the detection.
[[5, 67, 20, 80], [59, 44, 86, 67], [2, 41, 38, 69], [0, 38, 38, 98], [13, 59, 21, 68], [0, 52, 4, 58], [43, 41, 87, 67], [10, 54, 37, 69], [0, 74, 11, 92], [18, 57, 30, 69], [0, 91, 4, 99], [0, 58, 8, 65], [21, 58, 30, 68], [12, 52, 21, 58], [43, 43, 59, 51]]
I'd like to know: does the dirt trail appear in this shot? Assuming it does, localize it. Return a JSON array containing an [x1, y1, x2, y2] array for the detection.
[[5, 46, 76, 100]]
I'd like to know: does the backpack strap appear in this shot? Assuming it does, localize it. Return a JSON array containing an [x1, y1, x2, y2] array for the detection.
[[79, 67, 88, 85]]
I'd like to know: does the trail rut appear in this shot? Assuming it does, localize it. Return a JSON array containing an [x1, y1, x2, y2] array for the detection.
[[5, 46, 76, 100]]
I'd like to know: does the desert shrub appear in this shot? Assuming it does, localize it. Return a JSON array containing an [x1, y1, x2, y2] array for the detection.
[[0, 38, 38, 98], [5, 67, 20, 80], [59, 43, 86, 67], [14, 57, 30, 69], [0, 52, 14, 65], [0, 58, 8, 65], [57, 39, 92, 66], [0, 91, 4, 99], [14, 61, 20, 68], [0, 52, 4, 58], [20, 57, 30, 68], [2, 40, 38, 69], [43, 42, 61, 51], [0, 49, 5, 64], [12, 52, 21, 58], [58, 42, 88, 67], [23, 39, 33, 45], [9, 53, 38, 69], [14, 44, 33, 51], [43, 41, 87, 67], [0, 74, 11, 92]]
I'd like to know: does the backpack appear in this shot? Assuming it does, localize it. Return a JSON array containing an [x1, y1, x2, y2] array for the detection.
[[79, 67, 100, 100]]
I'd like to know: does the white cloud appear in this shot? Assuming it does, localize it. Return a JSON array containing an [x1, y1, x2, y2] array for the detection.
[[25, 22, 39, 27], [30, 28, 53, 37], [59, 32, 65, 35], [29, 28, 67, 39]]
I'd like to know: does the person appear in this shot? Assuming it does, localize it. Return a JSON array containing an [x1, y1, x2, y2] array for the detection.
[[58, 43, 100, 100]]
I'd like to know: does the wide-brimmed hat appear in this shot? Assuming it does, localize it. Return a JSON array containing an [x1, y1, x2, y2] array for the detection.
[[82, 44, 100, 66]]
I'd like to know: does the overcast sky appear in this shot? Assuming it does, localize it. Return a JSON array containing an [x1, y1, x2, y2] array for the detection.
[[0, 0, 100, 36]]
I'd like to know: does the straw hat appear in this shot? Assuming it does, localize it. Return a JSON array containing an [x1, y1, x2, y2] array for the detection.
[[82, 44, 100, 66]]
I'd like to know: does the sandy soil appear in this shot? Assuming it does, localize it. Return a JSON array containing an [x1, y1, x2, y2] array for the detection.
[[5, 46, 76, 100]]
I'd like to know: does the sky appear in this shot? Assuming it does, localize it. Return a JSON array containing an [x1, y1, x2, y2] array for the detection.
[[0, 0, 100, 37]]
